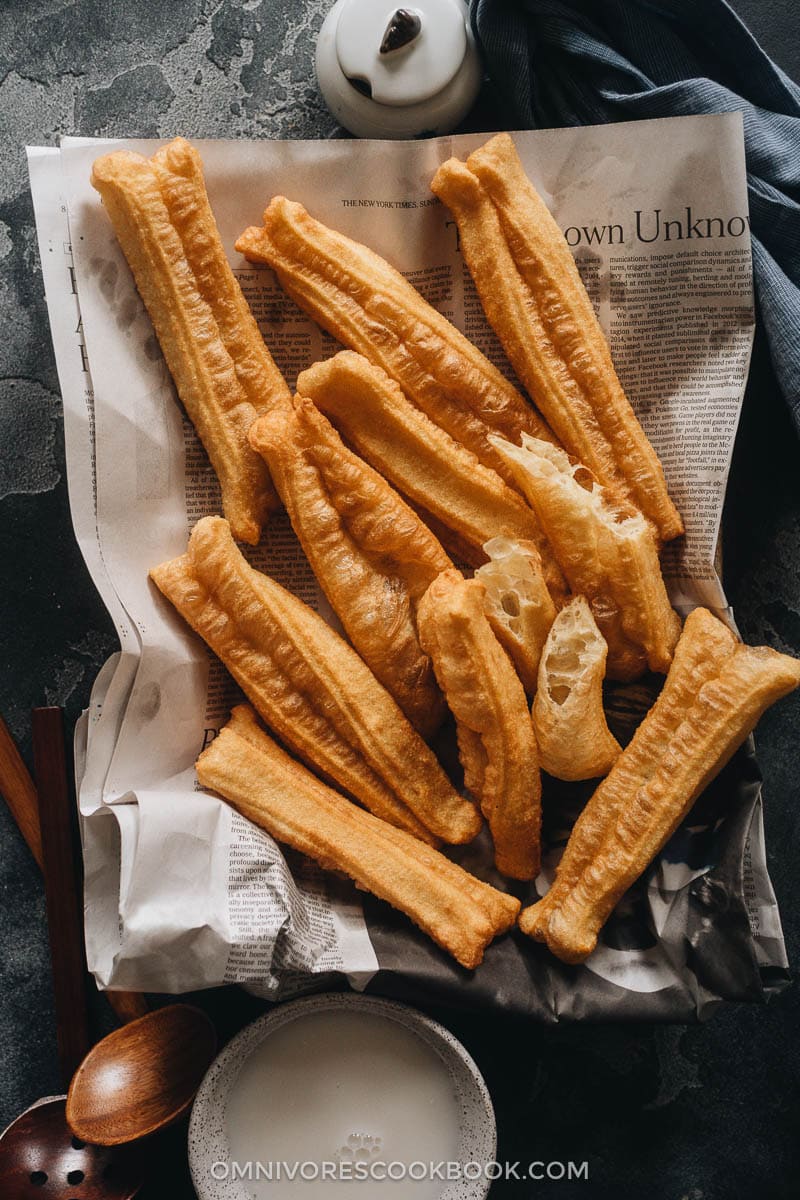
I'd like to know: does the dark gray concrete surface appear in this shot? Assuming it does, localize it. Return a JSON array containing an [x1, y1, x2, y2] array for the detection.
[[0, 2, 798, 1197]]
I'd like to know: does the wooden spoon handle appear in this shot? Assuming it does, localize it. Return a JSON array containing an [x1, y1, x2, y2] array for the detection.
[[33, 706, 92, 1086], [1, 711, 148, 1026], [0, 714, 43, 868], [106, 990, 150, 1023]]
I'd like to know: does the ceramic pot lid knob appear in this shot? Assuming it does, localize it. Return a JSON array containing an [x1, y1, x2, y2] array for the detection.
[[316, 0, 482, 138]]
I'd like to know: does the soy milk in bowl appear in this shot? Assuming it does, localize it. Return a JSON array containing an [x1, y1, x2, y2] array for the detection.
[[189, 994, 495, 1200]]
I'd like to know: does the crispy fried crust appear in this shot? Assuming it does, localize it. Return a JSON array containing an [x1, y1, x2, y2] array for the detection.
[[91, 139, 291, 544], [492, 434, 680, 680], [197, 706, 520, 969], [432, 137, 683, 542], [418, 569, 541, 880], [296, 351, 565, 593], [403, 500, 491, 569], [475, 536, 558, 693], [235, 196, 558, 489], [520, 610, 800, 962], [521, 608, 735, 941], [150, 517, 481, 845], [532, 596, 622, 781], [248, 396, 450, 738]]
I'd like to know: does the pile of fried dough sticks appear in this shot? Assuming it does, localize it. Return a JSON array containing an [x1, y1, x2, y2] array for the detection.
[[90, 134, 800, 971]]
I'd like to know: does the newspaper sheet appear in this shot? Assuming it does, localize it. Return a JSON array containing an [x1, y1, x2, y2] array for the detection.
[[27, 112, 789, 1018]]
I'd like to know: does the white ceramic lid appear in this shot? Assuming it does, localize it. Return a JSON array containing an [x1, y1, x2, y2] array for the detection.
[[335, 0, 468, 107]]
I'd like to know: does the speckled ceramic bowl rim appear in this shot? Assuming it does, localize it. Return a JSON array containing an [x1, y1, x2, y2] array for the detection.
[[188, 992, 496, 1200]]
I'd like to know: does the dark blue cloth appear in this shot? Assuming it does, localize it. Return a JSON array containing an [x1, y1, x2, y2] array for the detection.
[[469, 0, 800, 428]]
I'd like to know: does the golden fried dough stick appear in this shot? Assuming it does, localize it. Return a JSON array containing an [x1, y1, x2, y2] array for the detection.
[[432, 136, 683, 542], [521, 608, 736, 941], [235, 196, 558, 489], [492, 434, 680, 680], [418, 569, 541, 880], [226, 703, 507, 924], [532, 596, 621, 782], [539, 636, 800, 963], [92, 139, 291, 544], [150, 517, 481, 845], [403, 501, 489, 570], [198, 706, 519, 969], [522, 608, 736, 941], [150, 139, 292, 432], [297, 351, 565, 594], [475, 536, 558, 693], [248, 397, 450, 738]]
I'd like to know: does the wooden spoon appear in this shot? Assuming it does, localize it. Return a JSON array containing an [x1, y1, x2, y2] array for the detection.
[[0, 712, 147, 1025], [67, 1004, 217, 1146], [0, 1099, 144, 1200], [0, 709, 147, 1199], [32, 707, 91, 1080]]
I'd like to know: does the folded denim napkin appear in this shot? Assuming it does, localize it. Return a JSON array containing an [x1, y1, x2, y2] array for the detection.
[[469, 0, 800, 429]]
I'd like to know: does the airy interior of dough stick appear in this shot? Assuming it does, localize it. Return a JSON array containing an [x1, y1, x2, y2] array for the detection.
[[475, 536, 558, 693], [533, 595, 622, 782], [492, 433, 680, 680]]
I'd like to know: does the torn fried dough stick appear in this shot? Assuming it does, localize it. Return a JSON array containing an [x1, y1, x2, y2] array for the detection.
[[492, 434, 680, 680], [198, 706, 520, 969], [92, 139, 291, 544], [297, 351, 565, 595], [520, 607, 737, 942], [418, 569, 541, 880], [150, 517, 481, 845], [248, 397, 451, 738], [235, 197, 558, 489], [540, 636, 800, 964], [432, 137, 683, 542], [533, 596, 621, 782], [475, 536, 558, 693]]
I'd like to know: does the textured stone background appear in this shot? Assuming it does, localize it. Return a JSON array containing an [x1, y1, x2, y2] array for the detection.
[[0, 2, 798, 1197]]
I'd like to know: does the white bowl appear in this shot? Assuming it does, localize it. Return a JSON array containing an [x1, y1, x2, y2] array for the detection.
[[189, 993, 496, 1200]]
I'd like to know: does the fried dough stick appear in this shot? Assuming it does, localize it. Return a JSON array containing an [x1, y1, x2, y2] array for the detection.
[[492, 434, 680, 680], [198, 706, 520, 969], [533, 596, 622, 782], [431, 137, 683, 542], [297, 351, 565, 595], [521, 607, 736, 942], [520, 609, 800, 964], [539, 635, 800, 963], [92, 138, 291, 544], [475, 536, 558, 693], [235, 197, 558, 489], [150, 517, 481, 845], [248, 397, 451, 738], [418, 570, 541, 880]]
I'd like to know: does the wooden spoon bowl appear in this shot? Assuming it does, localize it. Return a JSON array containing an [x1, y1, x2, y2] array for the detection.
[[66, 1005, 217, 1147], [0, 1098, 145, 1199]]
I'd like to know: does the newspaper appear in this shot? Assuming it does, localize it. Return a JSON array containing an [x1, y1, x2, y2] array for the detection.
[[26, 112, 789, 1019]]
